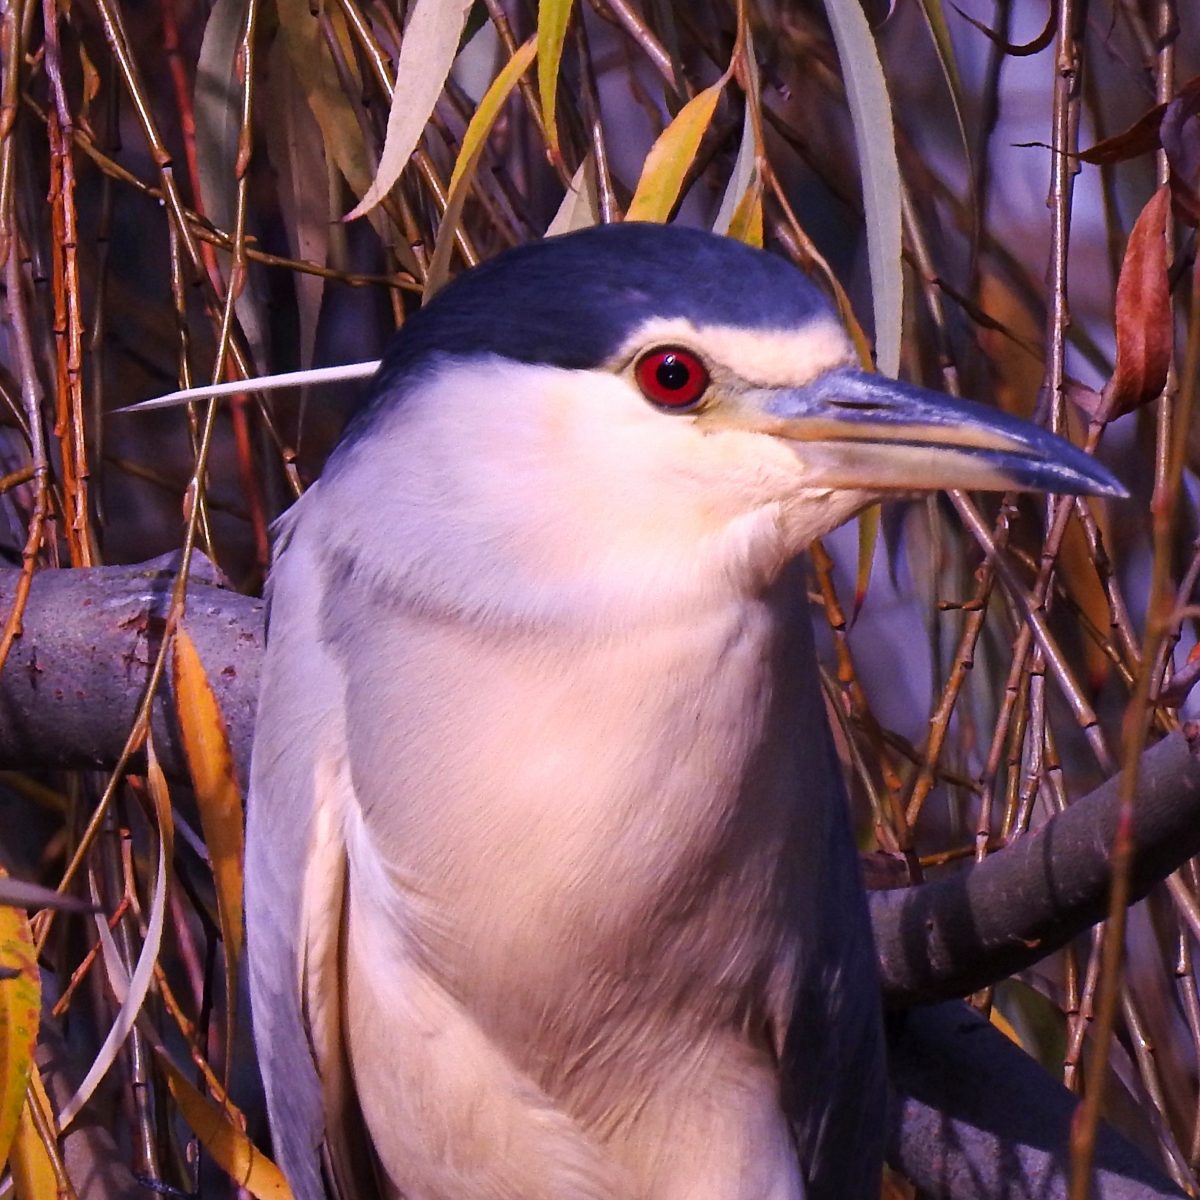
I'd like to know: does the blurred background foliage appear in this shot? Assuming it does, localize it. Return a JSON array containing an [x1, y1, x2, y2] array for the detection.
[[1, 0, 1200, 1195]]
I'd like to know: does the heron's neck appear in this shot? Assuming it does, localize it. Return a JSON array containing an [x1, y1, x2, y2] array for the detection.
[[312, 492, 799, 638]]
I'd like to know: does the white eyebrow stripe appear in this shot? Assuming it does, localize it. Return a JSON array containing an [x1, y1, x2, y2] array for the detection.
[[615, 316, 857, 388]]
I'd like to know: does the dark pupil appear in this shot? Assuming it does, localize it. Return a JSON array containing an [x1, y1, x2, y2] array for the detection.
[[655, 356, 690, 391]]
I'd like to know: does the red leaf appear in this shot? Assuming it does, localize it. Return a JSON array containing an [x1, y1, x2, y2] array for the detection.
[[1102, 184, 1172, 420]]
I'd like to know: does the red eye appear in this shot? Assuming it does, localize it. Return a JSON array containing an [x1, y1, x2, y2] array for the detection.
[[634, 347, 709, 410]]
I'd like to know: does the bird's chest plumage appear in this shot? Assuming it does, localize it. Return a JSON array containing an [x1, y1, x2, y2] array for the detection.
[[325, 558, 838, 1077]]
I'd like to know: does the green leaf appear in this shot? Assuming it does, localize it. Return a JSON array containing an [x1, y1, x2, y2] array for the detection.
[[822, 0, 904, 606], [537, 0, 574, 159], [820, 0, 903, 377], [194, 0, 246, 237], [195, 0, 268, 370]]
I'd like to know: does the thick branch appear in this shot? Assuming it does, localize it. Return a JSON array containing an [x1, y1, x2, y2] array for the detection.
[[871, 728, 1200, 1006], [886, 1002, 1185, 1199], [0, 557, 262, 785]]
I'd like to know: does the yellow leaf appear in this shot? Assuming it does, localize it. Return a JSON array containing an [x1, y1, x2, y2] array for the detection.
[[274, 0, 408, 264], [725, 180, 763, 248], [426, 37, 539, 295], [449, 36, 539, 198], [854, 504, 879, 618], [145, 733, 177, 878], [989, 1005, 1026, 1051], [537, 0, 574, 158], [158, 1050, 292, 1199], [78, 39, 101, 119], [626, 77, 726, 223], [10, 1069, 57, 1200], [172, 627, 243, 1074], [345, 0, 475, 222], [0, 878, 39, 1173]]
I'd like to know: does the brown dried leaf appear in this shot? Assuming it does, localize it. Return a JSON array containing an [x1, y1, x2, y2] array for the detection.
[[1078, 75, 1200, 166], [949, 1, 1055, 57], [1058, 507, 1113, 692], [78, 40, 101, 129], [1103, 184, 1172, 419], [1080, 104, 1170, 166], [1064, 378, 1104, 421]]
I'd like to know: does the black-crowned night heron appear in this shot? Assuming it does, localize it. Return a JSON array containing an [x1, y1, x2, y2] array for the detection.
[[245, 223, 1123, 1200]]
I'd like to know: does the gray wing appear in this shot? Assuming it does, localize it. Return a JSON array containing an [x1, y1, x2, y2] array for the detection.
[[245, 496, 380, 1200], [777, 652, 892, 1200], [781, 695, 887, 1200]]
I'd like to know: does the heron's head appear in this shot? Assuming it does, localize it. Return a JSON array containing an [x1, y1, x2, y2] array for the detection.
[[318, 224, 1123, 621]]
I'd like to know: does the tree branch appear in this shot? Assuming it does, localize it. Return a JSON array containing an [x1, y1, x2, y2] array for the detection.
[[887, 1002, 1185, 1199], [0, 556, 262, 785], [870, 728, 1200, 1006]]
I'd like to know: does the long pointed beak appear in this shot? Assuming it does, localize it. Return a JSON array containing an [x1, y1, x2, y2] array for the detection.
[[729, 367, 1126, 498]]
